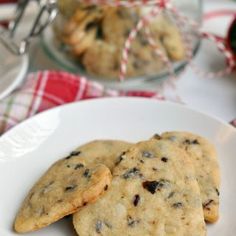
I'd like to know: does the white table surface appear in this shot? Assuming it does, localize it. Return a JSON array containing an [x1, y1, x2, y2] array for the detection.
[[177, 0, 236, 122], [1, 0, 236, 123]]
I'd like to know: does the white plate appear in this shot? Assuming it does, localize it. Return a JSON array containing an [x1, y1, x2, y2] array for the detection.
[[0, 97, 235, 235]]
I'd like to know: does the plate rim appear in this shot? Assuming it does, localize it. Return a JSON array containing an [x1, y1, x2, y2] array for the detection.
[[1, 97, 235, 140]]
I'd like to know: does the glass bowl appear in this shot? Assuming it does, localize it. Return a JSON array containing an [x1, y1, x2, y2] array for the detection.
[[41, 0, 202, 89]]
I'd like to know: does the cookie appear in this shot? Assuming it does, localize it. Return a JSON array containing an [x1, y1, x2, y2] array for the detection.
[[73, 139, 206, 236], [61, 7, 105, 55], [79, 7, 165, 78], [82, 40, 120, 78], [72, 29, 97, 55], [127, 34, 167, 77], [57, 0, 81, 18], [149, 15, 185, 61], [101, 8, 167, 78], [160, 131, 220, 223], [102, 7, 139, 46], [76, 139, 133, 171], [14, 156, 112, 233], [59, 6, 185, 79], [83, 34, 167, 79]]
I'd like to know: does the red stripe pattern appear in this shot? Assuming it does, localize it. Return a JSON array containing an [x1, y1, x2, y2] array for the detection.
[[0, 71, 164, 134]]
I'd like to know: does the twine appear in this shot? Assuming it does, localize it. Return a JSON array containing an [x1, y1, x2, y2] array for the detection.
[[81, 0, 235, 82]]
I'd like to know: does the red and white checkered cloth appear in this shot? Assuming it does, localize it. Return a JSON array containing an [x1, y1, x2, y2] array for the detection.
[[0, 70, 235, 134], [0, 71, 164, 134]]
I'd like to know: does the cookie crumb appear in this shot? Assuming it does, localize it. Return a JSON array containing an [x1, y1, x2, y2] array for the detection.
[[142, 151, 154, 158], [115, 152, 126, 165], [104, 185, 108, 191], [95, 220, 103, 233], [142, 179, 168, 194], [123, 168, 140, 179], [152, 134, 161, 140], [161, 157, 168, 162], [168, 191, 175, 198], [127, 215, 140, 227], [65, 150, 81, 159], [203, 199, 214, 210], [192, 139, 199, 144], [172, 202, 183, 208], [133, 194, 140, 206], [83, 169, 91, 178], [65, 185, 77, 192], [74, 163, 84, 170]]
